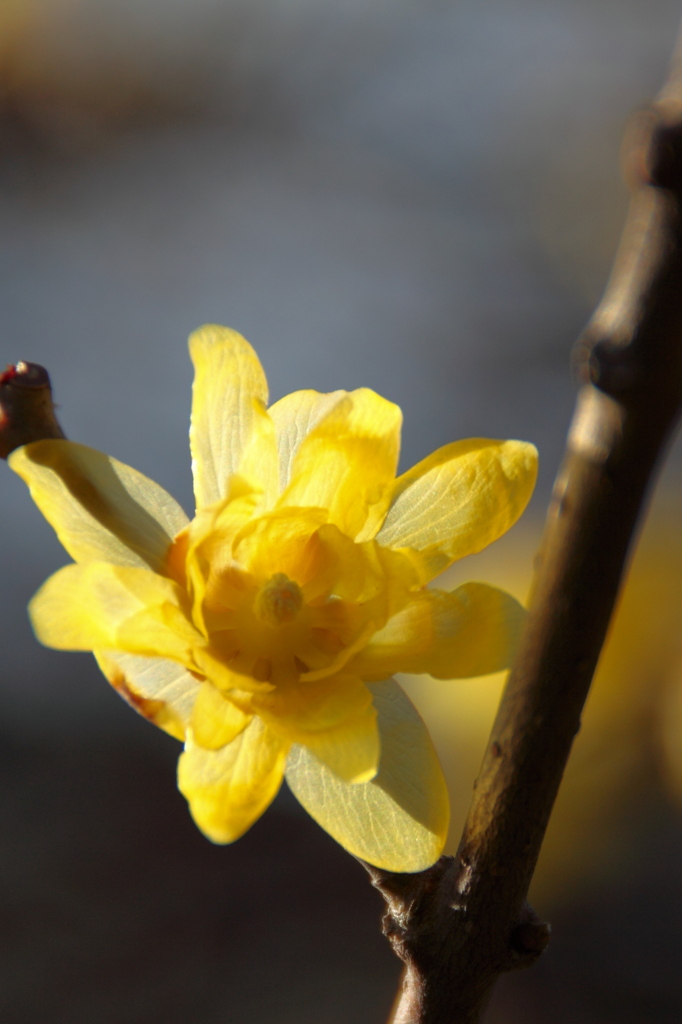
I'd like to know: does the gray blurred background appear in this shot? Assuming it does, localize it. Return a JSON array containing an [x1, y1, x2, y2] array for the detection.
[[2, 1, 682, 1021]]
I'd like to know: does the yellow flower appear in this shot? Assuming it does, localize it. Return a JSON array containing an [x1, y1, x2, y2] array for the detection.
[[10, 326, 537, 871]]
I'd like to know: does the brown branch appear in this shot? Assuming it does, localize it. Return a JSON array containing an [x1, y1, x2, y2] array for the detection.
[[0, 361, 65, 458], [366, 46, 682, 1024]]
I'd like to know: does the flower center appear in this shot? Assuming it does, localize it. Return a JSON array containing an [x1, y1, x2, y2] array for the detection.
[[253, 573, 303, 627]]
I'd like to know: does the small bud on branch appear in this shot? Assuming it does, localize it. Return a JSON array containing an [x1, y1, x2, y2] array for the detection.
[[0, 362, 65, 458]]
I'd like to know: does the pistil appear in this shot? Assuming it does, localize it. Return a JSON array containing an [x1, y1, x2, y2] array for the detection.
[[254, 573, 304, 626]]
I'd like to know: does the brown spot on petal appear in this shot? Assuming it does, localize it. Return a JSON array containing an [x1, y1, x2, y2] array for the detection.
[[110, 669, 168, 725]]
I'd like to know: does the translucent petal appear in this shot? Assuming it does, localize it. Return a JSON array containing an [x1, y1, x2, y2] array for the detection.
[[183, 475, 262, 633], [191, 681, 253, 750], [9, 440, 188, 570], [285, 678, 449, 871], [191, 648, 275, 695], [296, 525, 389, 605], [252, 674, 379, 783], [277, 389, 402, 539], [349, 582, 526, 681], [30, 562, 201, 666], [189, 325, 278, 510], [254, 671, 370, 730], [299, 622, 378, 683], [298, 711, 379, 784], [95, 650, 200, 740], [376, 439, 538, 580], [268, 389, 346, 491], [232, 506, 329, 584], [178, 717, 288, 843]]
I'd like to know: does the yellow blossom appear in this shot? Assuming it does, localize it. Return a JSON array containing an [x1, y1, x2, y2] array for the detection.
[[10, 326, 537, 871]]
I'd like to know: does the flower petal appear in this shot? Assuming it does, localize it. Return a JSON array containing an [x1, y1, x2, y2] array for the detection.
[[30, 562, 201, 666], [255, 670, 374, 727], [95, 650, 200, 740], [191, 681, 253, 750], [376, 439, 538, 580], [285, 678, 449, 871], [9, 440, 188, 571], [298, 709, 379, 785], [178, 717, 288, 843], [268, 389, 346, 491], [191, 649, 275, 695], [189, 325, 278, 510], [277, 388, 402, 539], [252, 673, 380, 783], [183, 475, 263, 633], [231, 506, 329, 584], [349, 582, 526, 681], [299, 621, 378, 683]]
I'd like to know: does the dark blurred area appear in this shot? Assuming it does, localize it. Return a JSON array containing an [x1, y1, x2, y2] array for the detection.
[[2, 0, 682, 1021]]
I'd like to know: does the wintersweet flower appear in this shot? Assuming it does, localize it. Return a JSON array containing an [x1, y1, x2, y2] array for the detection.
[[10, 326, 537, 871]]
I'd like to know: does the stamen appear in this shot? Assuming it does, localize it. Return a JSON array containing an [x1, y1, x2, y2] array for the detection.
[[254, 573, 304, 626]]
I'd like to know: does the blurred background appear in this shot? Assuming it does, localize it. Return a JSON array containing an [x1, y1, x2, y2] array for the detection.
[[1, 0, 682, 1020]]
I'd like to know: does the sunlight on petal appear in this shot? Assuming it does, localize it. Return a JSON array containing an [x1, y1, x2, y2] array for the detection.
[[278, 388, 402, 539], [191, 681, 253, 750], [268, 389, 346, 492], [10, 441, 188, 570], [95, 650, 199, 740], [350, 582, 525, 680], [30, 562, 200, 665], [189, 325, 278, 510], [298, 710, 379, 784], [178, 718, 288, 843], [377, 439, 538, 579], [286, 678, 449, 871]]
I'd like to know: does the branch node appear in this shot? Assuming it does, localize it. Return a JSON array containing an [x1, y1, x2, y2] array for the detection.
[[589, 337, 639, 396], [509, 905, 552, 967], [573, 334, 638, 397], [643, 111, 682, 192]]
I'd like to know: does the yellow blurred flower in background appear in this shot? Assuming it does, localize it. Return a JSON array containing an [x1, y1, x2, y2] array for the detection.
[[402, 491, 682, 901], [10, 326, 537, 871]]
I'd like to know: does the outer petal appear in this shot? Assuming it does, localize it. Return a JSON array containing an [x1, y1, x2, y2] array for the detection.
[[349, 582, 525, 681], [376, 439, 538, 580], [189, 325, 278, 510], [9, 441, 188, 571], [268, 389, 346, 491], [299, 713, 379, 785], [178, 717, 288, 843], [95, 650, 200, 740], [277, 388, 402, 539], [30, 562, 201, 665], [285, 678, 449, 871]]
